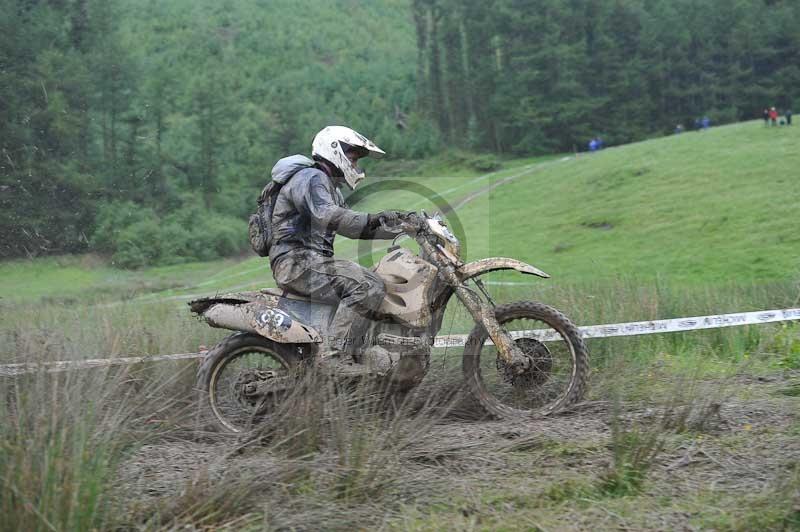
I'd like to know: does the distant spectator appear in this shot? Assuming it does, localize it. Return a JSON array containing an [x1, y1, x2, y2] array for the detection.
[[694, 118, 702, 131], [588, 138, 598, 152], [763, 108, 770, 125], [769, 107, 778, 126], [596, 137, 604, 149], [701, 116, 711, 130], [675, 123, 684, 134], [786, 109, 793, 126]]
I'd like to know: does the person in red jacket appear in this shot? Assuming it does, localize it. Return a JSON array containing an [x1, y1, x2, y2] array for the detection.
[[769, 107, 779, 126]]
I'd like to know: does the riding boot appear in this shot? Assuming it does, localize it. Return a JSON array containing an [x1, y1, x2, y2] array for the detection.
[[316, 304, 374, 376]]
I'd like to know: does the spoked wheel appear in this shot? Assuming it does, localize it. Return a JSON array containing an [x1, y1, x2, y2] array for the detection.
[[197, 332, 302, 433], [463, 301, 589, 419]]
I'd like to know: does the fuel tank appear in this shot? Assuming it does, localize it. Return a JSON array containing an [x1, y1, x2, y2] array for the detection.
[[373, 247, 438, 328]]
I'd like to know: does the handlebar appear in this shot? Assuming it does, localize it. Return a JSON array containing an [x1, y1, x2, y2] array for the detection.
[[378, 211, 422, 234]]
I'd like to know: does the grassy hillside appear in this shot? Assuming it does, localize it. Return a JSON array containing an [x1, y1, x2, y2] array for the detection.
[[475, 120, 800, 284], [1, 120, 798, 302]]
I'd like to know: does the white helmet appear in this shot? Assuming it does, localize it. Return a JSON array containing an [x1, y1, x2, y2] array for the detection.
[[311, 125, 385, 190]]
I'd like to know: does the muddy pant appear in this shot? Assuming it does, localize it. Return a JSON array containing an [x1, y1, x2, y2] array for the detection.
[[271, 249, 385, 354]]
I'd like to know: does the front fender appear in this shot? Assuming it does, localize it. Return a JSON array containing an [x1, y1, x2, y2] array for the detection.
[[457, 257, 550, 281]]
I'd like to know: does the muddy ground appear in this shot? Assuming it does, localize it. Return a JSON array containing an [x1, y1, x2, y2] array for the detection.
[[118, 371, 800, 531]]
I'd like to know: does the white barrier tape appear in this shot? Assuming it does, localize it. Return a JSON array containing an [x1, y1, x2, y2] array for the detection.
[[0, 352, 203, 377], [3, 308, 800, 376], [432, 307, 800, 348], [580, 307, 800, 339]]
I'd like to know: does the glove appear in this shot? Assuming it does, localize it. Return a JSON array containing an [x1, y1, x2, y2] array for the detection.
[[367, 210, 403, 229]]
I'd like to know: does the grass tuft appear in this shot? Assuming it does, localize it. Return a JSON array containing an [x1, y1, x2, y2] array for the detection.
[[0, 365, 192, 531], [599, 411, 665, 497]]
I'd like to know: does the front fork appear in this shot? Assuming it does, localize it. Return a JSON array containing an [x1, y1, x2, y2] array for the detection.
[[422, 241, 530, 373], [452, 284, 530, 373]]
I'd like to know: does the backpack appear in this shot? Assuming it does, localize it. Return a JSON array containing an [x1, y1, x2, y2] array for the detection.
[[248, 181, 284, 257]]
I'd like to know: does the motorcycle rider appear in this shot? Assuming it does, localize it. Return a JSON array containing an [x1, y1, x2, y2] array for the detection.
[[268, 126, 403, 375]]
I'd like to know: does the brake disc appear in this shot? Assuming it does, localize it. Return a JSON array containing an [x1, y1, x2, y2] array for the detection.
[[496, 337, 553, 388]]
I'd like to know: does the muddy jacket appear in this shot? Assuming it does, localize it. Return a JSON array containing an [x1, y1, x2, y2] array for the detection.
[[268, 155, 377, 263]]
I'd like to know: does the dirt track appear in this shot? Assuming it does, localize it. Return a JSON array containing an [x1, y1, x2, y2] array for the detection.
[[118, 372, 800, 530]]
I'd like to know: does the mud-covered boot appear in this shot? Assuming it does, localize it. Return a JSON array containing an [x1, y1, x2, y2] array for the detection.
[[362, 345, 398, 375], [316, 346, 374, 378], [318, 356, 375, 377]]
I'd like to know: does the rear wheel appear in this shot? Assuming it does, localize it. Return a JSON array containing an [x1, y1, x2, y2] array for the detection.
[[463, 301, 589, 419], [197, 332, 302, 433]]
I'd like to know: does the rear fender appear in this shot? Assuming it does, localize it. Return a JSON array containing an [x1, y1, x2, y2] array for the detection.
[[189, 292, 321, 344], [204, 303, 321, 343]]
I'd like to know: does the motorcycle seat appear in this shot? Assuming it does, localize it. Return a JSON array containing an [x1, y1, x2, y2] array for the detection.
[[261, 287, 330, 304]]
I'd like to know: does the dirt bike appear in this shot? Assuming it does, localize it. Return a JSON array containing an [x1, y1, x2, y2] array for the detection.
[[189, 212, 589, 432]]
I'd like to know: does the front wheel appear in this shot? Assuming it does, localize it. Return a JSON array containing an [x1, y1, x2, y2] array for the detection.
[[463, 301, 589, 419]]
